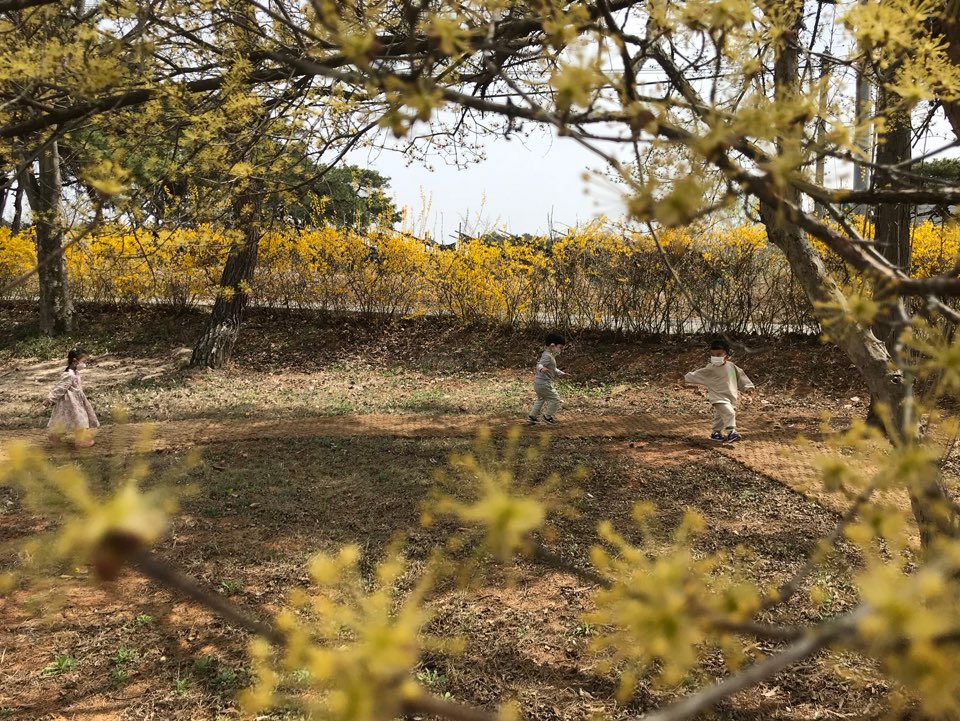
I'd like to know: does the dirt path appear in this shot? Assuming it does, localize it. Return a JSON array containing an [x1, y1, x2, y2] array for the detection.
[[0, 411, 894, 516]]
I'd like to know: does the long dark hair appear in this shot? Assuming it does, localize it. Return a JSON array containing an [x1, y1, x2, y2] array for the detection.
[[66, 347, 88, 370]]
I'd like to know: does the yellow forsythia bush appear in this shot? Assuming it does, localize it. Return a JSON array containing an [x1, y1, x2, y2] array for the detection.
[[2, 219, 958, 332], [0, 226, 38, 298], [430, 237, 543, 324], [66, 226, 233, 308], [911, 221, 960, 277]]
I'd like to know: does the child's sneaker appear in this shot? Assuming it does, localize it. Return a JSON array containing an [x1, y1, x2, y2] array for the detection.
[[724, 431, 742, 443], [710, 431, 724, 441], [526, 415, 539, 425], [542, 416, 559, 427]]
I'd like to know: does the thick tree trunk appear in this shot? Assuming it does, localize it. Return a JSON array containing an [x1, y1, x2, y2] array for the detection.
[[761, 192, 960, 547], [762, 1, 903, 417], [0, 173, 8, 223], [869, 86, 912, 428], [760, 206, 907, 411], [872, 113, 912, 273], [11, 169, 25, 233], [872, 89, 912, 353], [937, 1, 960, 139], [24, 142, 73, 335], [191, 189, 263, 368], [764, 1, 957, 549]]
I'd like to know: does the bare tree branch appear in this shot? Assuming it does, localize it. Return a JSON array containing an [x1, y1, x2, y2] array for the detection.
[[635, 607, 867, 721], [806, 186, 960, 206], [401, 694, 499, 721], [0, 0, 61, 11], [122, 541, 501, 721], [759, 483, 877, 613], [129, 544, 287, 646]]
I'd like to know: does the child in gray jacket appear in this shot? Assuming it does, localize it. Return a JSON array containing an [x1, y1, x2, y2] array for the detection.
[[527, 332, 569, 427], [684, 338, 754, 442]]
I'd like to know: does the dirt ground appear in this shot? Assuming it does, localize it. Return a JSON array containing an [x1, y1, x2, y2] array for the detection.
[[0, 302, 869, 431], [0, 303, 935, 721], [0, 407, 895, 517]]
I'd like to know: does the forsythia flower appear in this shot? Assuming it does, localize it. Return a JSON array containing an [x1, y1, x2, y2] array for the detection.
[[426, 427, 583, 561], [1, 218, 957, 334], [0, 436, 186, 582], [587, 507, 760, 695], [240, 542, 449, 721]]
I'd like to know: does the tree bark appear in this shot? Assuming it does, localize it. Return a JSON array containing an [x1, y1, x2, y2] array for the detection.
[[191, 187, 263, 368], [871, 104, 912, 278], [870, 85, 912, 387], [759, 206, 908, 416], [0, 173, 8, 224], [23, 141, 73, 335], [762, 0, 956, 549], [11, 169, 25, 233], [936, 0, 960, 139]]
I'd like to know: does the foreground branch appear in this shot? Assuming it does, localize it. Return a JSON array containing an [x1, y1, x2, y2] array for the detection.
[[529, 543, 611, 588], [813, 186, 960, 206], [759, 483, 878, 612], [636, 606, 868, 721], [402, 694, 499, 721], [117, 541, 499, 721], [129, 545, 287, 646], [0, 0, 60, 11]]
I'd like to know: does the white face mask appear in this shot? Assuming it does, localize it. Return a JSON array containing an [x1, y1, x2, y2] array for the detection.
[[709, 356, 725, 366], [76, 362, 87, 370]]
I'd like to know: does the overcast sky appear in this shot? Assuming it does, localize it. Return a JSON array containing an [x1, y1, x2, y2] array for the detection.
[[347, 104, 960, 240], [347, 127, 629, 239]]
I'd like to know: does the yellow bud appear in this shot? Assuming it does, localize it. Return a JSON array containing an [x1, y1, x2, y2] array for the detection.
[[250, 637, 273, 661], [597, 520, 615, 540], [616, 669, 638, 702], [809, 585, 828, 606], [680, 509, 706, 535], [275, 609, 298, 632], [445, 637, 467, 655], [631, 501, 656, 522], [917, 570, 946, 600], [311, 555, 341, 585], [590, 546, 609, 570], [400, 678, 421, 700], [498, 700, 520, 721], [336, 544, 358, 567], [857, 613, 886, 641], [308, 647, 335, 680], [237, 667, 277, 713]]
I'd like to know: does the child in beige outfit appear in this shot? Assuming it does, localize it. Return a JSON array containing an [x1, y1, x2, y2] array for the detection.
[[684, 339, 754, 442]]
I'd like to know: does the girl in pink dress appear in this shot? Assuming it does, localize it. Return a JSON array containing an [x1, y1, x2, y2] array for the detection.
[[46, 348, 100, 448]]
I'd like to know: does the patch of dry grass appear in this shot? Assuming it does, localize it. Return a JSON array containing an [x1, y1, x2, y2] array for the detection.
[[1, 432, 887, 720], [1, 303, 868, 432], [0, 304, 893, 719]]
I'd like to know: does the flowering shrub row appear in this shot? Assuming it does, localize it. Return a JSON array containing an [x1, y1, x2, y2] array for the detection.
[[3, 219, 959, 334]]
